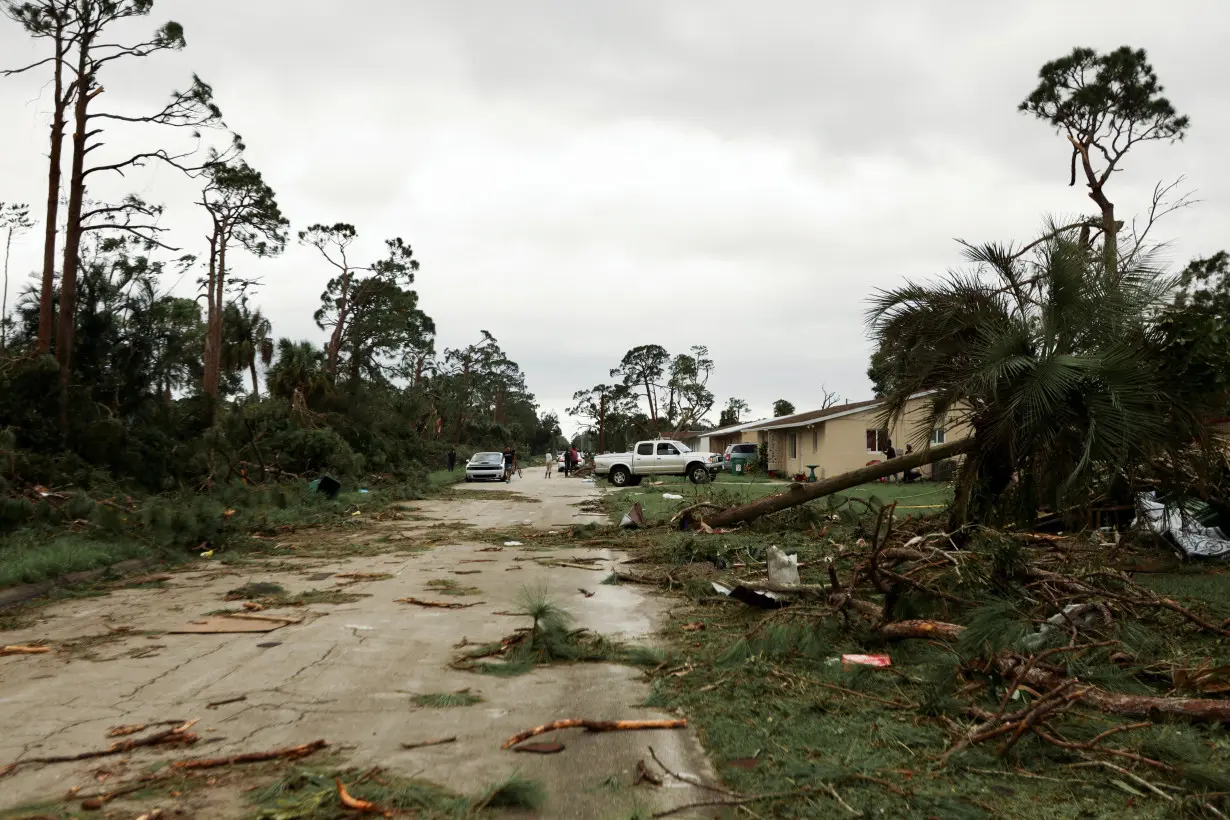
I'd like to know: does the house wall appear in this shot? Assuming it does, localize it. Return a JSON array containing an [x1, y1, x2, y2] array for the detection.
[[767, 398, 973, 479], [710, 429, 761, 456]]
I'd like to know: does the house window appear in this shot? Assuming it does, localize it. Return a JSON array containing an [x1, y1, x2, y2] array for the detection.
[[931, 428, 946, 445], [811, 429, 818, 452], [788, 433, 797, 458], [866, 429, 889, 452]]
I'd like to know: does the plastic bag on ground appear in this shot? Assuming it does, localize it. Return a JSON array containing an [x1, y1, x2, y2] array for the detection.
[[767, 545, 800, 586]]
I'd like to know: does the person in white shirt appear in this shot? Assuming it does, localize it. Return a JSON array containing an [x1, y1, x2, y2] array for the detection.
[[544, 451, 554, 478]]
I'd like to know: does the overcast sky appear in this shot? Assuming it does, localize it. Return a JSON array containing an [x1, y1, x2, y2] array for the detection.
[[2, 1, 1226, 436]]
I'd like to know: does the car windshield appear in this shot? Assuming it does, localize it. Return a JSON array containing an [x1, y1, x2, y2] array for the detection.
[[675, 443, 691, 452], [471, 452, 503, 464]]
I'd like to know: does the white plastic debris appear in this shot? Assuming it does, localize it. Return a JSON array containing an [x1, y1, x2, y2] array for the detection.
[[766, 545, 800, 586], [1022, 603, 1113, 650], [1135, 492, 1230, 559], [503, 541, 523, 547], [662, 493, 684, 500]]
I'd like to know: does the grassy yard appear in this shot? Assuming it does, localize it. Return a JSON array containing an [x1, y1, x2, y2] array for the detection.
[[0, 473, 458, 591], [594, 511, 1230, 818], [602, 475, 954, 524]]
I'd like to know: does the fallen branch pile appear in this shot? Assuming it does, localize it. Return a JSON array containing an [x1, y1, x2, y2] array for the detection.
[[642, 503, 1230, 807]]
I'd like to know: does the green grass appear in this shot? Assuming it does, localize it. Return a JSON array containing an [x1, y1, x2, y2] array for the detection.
[[425, 578, 482, 596], [410, 690, 484, 708], [0, 478, 433, 589], [426, 469, 465, 487], [0, 531, 156, 588], [604, 479, 954, 525], [616, 517, 1230, 819]]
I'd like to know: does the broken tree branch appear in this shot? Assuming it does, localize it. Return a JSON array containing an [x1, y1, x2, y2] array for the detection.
[[171, 739, 328, 770], [501, 719, 687, 749]]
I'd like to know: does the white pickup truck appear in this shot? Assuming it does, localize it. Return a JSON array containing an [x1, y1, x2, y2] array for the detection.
[[593, 440, 722, 487]]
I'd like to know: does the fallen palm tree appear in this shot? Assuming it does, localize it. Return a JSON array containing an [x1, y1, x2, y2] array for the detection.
[[705, 439, 974, 528]]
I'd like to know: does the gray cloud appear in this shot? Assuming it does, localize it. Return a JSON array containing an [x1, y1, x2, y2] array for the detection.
[[2, 0, 1226, 432]]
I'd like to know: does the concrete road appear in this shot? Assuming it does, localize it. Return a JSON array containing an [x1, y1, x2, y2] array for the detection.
[[0, 471, 717, 818]]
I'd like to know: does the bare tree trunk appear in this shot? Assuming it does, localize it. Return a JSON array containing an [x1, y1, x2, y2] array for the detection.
[[1, 226, 11, 352], [203, 237, 227, 400], [324, 270, 351, 375], [55, 36, 92, 429], [201, 231, 219, 397], [705, 439, 976, 528], [598, 393, 606, 454], [37, 19, 68, 355], [249, 360, 259, 398]]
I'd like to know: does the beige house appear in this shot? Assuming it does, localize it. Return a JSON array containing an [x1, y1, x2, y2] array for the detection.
[[681, 419, 766, 456], [744, 394, 972, 480]]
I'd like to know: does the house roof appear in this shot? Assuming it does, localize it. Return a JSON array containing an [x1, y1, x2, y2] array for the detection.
[[697, 418, 770, 438], [744, 398, 884, 432]]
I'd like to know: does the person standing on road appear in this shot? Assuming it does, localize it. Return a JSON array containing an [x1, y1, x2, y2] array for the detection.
[[447, 448, 456, 472], [569, 445, 581, 475], [562, 447, 572, 477], [503, 446, 515, 483], [545, 450, 554, 479]]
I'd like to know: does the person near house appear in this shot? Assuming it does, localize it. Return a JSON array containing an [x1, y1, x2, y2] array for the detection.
[[446, 448, 457, 472], [885, 440, 898, 482], [902, 443, 920, 483], [545, 450, 554, 478]]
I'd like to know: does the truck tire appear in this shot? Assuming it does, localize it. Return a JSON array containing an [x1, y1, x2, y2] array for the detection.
[[687, 463, 710, 484], [610, 466, 632, 487]]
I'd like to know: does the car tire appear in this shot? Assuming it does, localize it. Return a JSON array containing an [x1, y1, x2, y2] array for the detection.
[[688, 463, 710, 484], [610, 466, 631, 487]]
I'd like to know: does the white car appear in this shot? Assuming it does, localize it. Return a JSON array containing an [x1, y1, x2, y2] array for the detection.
[[465, 452, 507, 482]]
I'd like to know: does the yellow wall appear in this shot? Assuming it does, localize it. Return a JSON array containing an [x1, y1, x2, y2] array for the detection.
[[762, 398, 972, 479]]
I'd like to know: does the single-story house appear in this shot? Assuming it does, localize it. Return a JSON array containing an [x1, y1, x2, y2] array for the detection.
[[681, 419, 767, 455], [743, 394, 972, 480]]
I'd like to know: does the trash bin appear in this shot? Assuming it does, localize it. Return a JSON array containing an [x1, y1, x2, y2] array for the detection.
[[733, 461, 745, 476]]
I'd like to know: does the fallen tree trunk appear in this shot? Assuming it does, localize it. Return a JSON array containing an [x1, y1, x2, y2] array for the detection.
[[706, 439, 976, 528]]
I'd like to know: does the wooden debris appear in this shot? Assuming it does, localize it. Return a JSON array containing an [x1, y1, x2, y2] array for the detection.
[[395, 597, 482, 609], [1, 645, 51, 656], [171, 739, 328, 770], [635, 759, 663, 786], [242, 602, 265, 611], [400, 736, 457, 750], [502, 719, 687, 749], [205, 695, 248, 709], [578, 588, 595, 598], [105, 721, 182, 738], [1, 720, 199, 776], [452, 569, 482, 575], [515, 742, 566, 754], [337, 778, 391, 815]]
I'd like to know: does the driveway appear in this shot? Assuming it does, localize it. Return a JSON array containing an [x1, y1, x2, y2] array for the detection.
[[0, 471, 715, 818]]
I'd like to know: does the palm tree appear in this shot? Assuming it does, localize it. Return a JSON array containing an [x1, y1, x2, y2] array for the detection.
[[221, 298, 274, 398], [867, 225, 1189, 532], [266, 338, 328, 404]]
